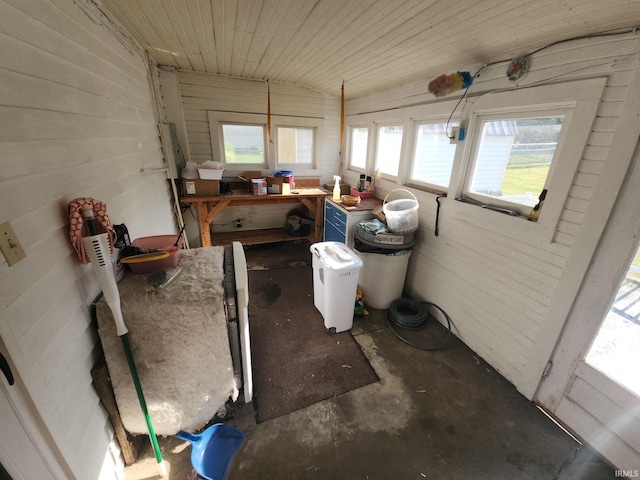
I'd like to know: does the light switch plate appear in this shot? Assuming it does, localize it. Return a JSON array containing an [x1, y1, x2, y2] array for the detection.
[[0, 222, 26, 266], [449, 127, 459, 144]]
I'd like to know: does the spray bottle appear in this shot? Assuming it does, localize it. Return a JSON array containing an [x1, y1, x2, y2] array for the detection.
[[333, 175, 341, 201]]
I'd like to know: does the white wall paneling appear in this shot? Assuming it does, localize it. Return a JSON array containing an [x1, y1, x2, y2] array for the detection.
[[101, 0, 640, 100], [2, 0, 640, 476], [0, 0, 175, 477], [349, 33, 640, 396], [162, 72, 341, 246]]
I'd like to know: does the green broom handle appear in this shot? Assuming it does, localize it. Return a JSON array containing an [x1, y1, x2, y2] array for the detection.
[[120, 334, 164, 468]]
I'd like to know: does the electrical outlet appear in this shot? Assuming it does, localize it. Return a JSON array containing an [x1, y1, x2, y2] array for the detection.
[[449, 127, 459, 144], [0, 222, 26, 266]]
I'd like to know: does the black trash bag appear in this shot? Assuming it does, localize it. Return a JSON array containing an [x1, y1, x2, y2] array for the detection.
[[284, 209, 314, 237]]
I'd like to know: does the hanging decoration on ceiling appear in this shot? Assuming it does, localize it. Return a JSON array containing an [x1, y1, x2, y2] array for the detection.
[[428, 71, 473, 97], [506, 55, 530, 82], [266, 79, 273, 143]]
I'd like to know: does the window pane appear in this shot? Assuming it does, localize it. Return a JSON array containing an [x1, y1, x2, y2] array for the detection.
[[350, 127, 368, 169], [277, 127, 313, 164], [375, 125, 403, 176], [470, 116, 564, 206], [411, 122, 458, 188], [222, 124, 265, 164]]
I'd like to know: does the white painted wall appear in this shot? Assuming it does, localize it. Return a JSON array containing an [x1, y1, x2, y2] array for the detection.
[[164, 72, 341, 246], [0, 0, 176, 478], [163, 35, 640, 398], [2, 1, 639, 477], [345, 33, 640, 399]]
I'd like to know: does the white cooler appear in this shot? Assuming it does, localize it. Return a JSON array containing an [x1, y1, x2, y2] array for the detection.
[[310, 242, 363, 333]]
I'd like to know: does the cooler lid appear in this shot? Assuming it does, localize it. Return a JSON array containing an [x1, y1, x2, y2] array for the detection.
[[356, 219, 416, 250], [310, 242, 363, 270]]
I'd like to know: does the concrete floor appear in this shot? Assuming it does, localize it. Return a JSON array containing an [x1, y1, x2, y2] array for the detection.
[[124, 241, 615, 480]]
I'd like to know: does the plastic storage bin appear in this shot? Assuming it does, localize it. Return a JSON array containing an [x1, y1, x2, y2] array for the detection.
[[383, 189, 419, 233], [128, 234, 183, 274], [310, 242, 363, 333], [198, 168, 224, 180]]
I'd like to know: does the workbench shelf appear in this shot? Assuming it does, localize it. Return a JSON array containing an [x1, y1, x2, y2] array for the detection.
[[180, 188, 328, 247], [210, 228, 314, 246]]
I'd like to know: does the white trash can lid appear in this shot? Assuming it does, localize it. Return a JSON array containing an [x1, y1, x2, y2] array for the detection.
[[310, 242, 363, 270]]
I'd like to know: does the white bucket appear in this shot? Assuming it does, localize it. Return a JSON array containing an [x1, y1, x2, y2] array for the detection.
[[383, 189, 419, 233]]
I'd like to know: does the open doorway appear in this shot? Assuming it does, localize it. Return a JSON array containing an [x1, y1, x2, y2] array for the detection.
[[586, 244, 640, 396], [535, 140, 640, 470]]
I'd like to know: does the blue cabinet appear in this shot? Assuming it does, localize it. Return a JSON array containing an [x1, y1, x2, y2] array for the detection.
[[323, 198, 375, 249], [324, 218, 345, 243]]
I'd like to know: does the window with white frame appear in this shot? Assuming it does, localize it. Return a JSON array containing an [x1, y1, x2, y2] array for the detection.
[[343, 78, 603, 225], [209, 111, 321, 172], [349, 126, 368, 170], [276, 126, 313, 164], [410, 121, 459, 188], [459, 78, 605, 219], [375, 124, 404, 176], [468, 115, 564, 207], [347, 104, 458, 186], [221, 123, 266, 166]]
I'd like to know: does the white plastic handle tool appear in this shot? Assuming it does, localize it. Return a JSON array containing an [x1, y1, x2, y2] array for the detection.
[[82, 234, 128, 336]]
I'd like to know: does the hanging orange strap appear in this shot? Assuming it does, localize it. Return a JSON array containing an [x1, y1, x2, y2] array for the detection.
[[339, 81, 345, 154], [267, 80, 273, 143]]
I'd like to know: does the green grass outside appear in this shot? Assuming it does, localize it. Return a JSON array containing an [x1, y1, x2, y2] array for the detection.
[[501, 163, 549, 196], [508, 151, 554, 166], [227, 153, 264, 164], [504, 160, 640, 270]]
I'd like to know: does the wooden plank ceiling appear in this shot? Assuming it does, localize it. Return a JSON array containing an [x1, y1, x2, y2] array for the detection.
[[101, 0, 640, 99]]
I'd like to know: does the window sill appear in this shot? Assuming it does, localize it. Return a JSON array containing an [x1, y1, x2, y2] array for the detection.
[[406, 182, 447, 197]]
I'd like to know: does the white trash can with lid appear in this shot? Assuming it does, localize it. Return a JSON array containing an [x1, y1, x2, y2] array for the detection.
[[310, 241, 363, 333]]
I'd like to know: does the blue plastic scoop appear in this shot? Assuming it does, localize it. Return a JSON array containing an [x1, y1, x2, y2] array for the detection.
[[175, 424, 244, 480]]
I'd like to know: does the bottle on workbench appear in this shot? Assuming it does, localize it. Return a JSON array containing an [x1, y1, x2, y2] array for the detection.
[[333, 175, 341, 201]]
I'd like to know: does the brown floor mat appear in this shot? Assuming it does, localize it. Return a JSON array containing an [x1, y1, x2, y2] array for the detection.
[[248, 265, 378, 423]]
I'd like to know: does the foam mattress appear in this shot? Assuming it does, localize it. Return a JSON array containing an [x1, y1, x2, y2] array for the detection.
[[95, 247, 237, 436]]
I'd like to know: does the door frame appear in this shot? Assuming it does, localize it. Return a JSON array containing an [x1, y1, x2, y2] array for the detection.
[[535, 137, 640, 470], [0, 337, 68, 479]]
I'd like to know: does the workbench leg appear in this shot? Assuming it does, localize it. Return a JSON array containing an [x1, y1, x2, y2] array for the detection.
[[315, 197, 324, 243], [196, 202, 212, 247]]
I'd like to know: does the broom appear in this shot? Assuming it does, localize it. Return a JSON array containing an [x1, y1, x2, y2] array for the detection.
[[82, 233, 166, 477]]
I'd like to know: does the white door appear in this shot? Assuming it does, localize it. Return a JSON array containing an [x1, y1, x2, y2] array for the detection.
[[0, 346, 61, 480], [536, 143, 640, 473]]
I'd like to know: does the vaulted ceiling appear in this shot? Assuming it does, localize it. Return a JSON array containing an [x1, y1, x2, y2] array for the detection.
[[102, 0, 640, 99]]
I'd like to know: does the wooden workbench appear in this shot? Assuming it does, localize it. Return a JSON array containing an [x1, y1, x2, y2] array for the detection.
[[181, 188, 329, 246]]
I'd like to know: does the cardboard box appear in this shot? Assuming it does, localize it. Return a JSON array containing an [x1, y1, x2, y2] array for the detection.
[[182, 179, 220, 196], [244, 170, 264, 192], [266, 176, 292, 194], [251, 178, 267, 195], [324, 183, 350, 195], [267, 176, 283, 194], [372, 205, 386, 223]]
